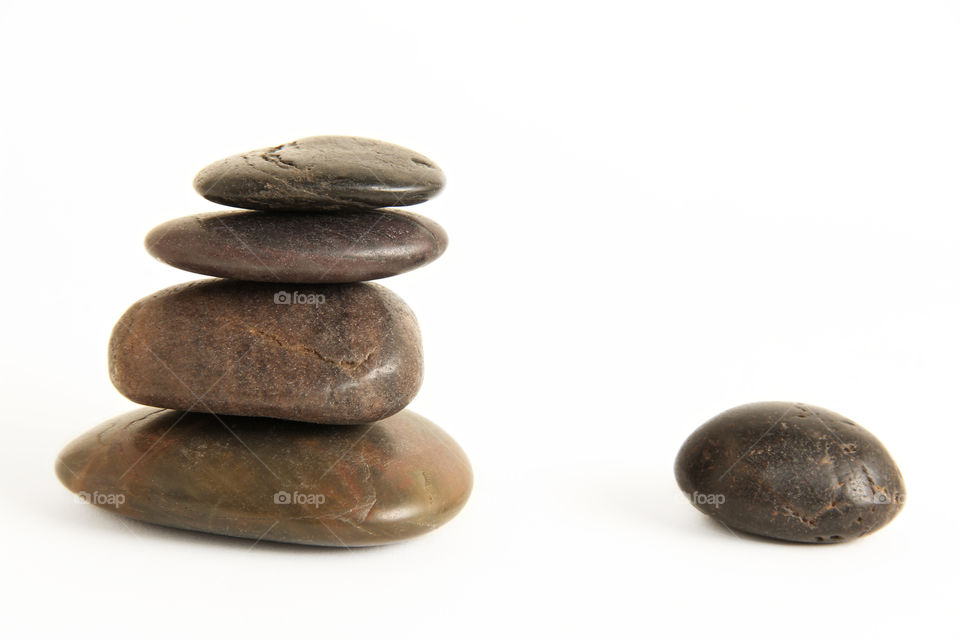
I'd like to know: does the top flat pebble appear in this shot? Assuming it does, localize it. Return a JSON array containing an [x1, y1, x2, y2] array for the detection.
[[193, 136, 445, 211]]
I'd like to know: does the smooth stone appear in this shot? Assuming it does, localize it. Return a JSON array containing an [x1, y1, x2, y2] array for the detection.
[[56, 408, 472, 547], [193, 136, 445, 211], [109, 279, 422, 425], [144, 208, 448, 283], [675, 401, 906, 543]]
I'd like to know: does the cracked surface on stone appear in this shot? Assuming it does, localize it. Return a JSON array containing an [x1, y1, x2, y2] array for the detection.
[[193, 136, 445, 211], [675, 401, 906, 543], [108, 279, 423, 425]]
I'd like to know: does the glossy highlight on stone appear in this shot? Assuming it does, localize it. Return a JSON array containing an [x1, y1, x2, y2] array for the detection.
[[145, 208, 448, 283], [675, 401, 906, 543], [56, 408, 472, 547], [109, 279, 422, 425], [193, 136, 445, 211]]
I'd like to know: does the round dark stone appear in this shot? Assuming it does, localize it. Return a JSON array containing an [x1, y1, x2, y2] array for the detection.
[[675, 401, 906, 543], [55, 408, 473, 547], [193, 136, 445, 211], [144, 208, 448, 283], [108, 279, 423, 425]]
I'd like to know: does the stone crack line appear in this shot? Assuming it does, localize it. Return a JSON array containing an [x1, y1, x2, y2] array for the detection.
[[246, 326, 374, 372]]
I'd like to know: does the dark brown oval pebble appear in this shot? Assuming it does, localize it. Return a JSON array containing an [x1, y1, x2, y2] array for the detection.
[[55, 408, 472, 547], [193, 136, 445, 211], [675, 401, 906, 543], [109, 279, 422, 425], [144, 208, 448, 283]]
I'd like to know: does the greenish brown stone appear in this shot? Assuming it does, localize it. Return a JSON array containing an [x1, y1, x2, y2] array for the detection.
[[56, 408, 472, 547]]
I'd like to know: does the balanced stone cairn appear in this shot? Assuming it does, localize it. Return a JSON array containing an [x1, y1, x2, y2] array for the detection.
[[56, 136, 473, 547]]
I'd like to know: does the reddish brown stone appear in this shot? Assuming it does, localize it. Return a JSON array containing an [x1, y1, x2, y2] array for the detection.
[[144, 208, 448, 283], [109, 279, 422, 425], [56, 408, 472, 546]]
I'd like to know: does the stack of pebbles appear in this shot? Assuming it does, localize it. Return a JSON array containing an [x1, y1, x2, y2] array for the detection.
[[55, 136, 472, 547]]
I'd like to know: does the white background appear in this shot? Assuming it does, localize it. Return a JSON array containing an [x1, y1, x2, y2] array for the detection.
[[1, 1, 958, 637]]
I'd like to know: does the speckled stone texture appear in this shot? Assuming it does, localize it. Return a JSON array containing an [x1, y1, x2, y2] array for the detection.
[[193, 136, 445, 211], [55, 408, 473, 547], [145, 208, 448, 283], [675, 401, 905, 543], [109, 279, 423, 425]]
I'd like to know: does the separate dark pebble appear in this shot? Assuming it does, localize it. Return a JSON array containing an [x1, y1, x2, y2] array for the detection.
[[675, 401, 906, 543]]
